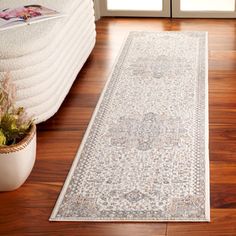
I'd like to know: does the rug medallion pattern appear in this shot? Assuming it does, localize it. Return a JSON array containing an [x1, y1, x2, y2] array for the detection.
[[50, 32, 209, 221]]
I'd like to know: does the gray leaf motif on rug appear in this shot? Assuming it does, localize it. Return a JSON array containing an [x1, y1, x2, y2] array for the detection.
[[107, 112, 186, 151], [50, 31, 210, 222]]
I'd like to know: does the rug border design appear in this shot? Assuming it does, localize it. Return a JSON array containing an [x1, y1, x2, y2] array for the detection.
[[50, 31, 210, 222]]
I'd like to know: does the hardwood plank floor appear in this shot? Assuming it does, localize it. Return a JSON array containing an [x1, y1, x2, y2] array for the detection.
[[1, 17, 236, 236]]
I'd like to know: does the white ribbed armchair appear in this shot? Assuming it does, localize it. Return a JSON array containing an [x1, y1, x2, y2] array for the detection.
[[0, 0, 96, 123]]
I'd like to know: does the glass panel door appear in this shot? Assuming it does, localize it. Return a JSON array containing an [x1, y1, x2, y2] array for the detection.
[[180, 0, 235, 11], [107, 0, 162, 11], [100, 0, 170, 17], [173, 0, 236, 18]]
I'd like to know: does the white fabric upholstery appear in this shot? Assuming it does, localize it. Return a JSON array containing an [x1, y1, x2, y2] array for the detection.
[[0, 0, 96, 123]]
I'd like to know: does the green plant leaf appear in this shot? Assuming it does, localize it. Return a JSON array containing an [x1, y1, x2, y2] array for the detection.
[[0, 129, 6, 146], [0, 73, 34, 146]]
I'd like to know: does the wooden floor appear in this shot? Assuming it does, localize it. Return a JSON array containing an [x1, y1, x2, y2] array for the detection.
[[1, 17, 236, 236]]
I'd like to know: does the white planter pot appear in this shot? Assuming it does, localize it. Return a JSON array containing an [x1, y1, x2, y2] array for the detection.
[[0, 125, 36, 191]]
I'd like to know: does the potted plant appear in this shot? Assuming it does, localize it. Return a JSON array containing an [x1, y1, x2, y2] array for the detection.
[[0, 73, 36, 191]]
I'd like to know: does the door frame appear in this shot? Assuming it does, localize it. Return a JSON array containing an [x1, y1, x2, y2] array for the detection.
[[172, 0, 236, 18], [99, 0, 171, 17]]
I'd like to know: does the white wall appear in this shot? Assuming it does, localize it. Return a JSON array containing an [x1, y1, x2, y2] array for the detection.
[[94, 0, 101, 20]]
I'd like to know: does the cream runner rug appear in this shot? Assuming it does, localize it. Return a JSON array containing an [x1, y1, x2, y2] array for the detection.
[[50, 31, 210, 222]]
